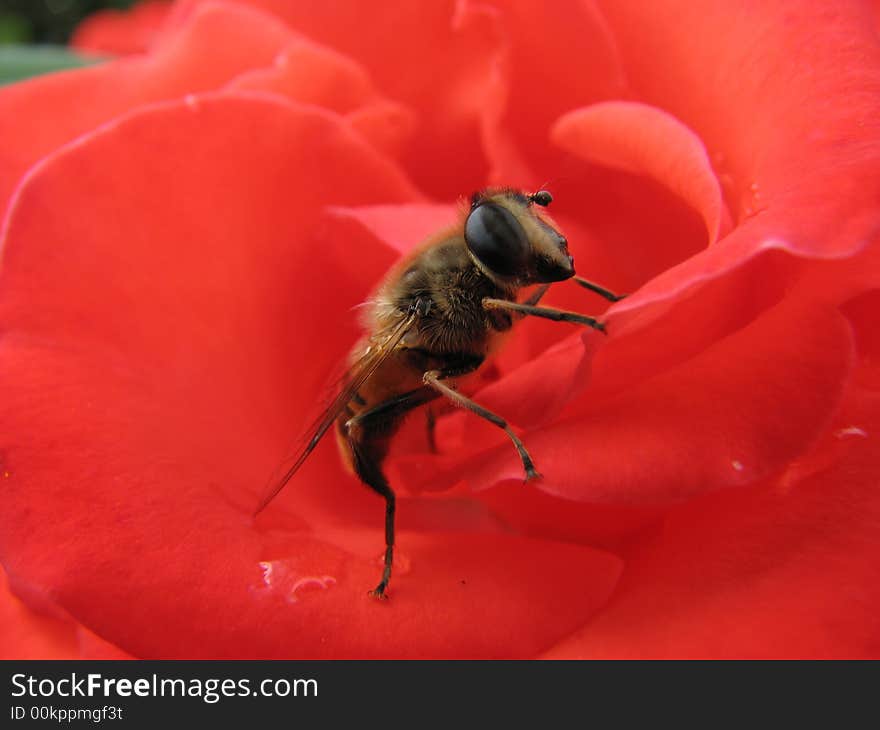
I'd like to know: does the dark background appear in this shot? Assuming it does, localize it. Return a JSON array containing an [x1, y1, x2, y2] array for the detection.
[[0, 0, 137, 44]]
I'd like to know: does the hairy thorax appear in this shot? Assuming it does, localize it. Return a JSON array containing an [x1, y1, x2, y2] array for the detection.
[[370, 236, 514, 356]]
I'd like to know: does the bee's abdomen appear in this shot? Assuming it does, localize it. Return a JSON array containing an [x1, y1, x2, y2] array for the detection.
[[333, 351, 427, 472]]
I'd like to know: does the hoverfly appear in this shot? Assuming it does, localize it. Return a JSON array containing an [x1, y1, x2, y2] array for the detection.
[[254, 188, 624, 598]]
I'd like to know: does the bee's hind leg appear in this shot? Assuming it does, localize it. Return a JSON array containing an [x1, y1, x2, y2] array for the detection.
[[344, 387, 438, 598], [425, 405, 438, 454], [348, 439, 397, 599]]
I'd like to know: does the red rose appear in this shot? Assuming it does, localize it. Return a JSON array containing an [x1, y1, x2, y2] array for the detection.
[[1, 0, 878, 658]]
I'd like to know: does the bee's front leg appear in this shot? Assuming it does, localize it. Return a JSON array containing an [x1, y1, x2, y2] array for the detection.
[[482, 297, 607, 333], [571, 276, 627, 302], [522, 283, 551, 307]]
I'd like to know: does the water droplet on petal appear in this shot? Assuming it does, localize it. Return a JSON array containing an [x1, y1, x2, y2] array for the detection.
[[835, 425, 867, 439], [289, 576, 336, 603], [258, 560, 275, 588], [731, 459, 744, 472], [251, 559, 337, 603]]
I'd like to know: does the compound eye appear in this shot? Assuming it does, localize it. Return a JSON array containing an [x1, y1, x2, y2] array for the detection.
[[531, 190, 553, 207], [464, 203, 529, 277]]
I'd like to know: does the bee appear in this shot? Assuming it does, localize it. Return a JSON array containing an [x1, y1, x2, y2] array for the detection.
[[254, 188, 624, 598]]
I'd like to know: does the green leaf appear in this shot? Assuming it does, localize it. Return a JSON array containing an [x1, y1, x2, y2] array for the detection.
[[0, 44, 107, 86], [0, 13, 32, 44]]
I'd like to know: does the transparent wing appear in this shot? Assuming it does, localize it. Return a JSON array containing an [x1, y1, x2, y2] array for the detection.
[[253, 311, 418, 515]]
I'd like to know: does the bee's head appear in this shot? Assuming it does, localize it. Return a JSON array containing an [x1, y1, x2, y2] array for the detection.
[[464, 188, 574, 284]]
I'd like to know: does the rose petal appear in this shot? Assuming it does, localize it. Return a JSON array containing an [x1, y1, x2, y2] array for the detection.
[[71, 0, 172, 56], [0, 566, 132, 659], [0, 568, 80, 660], [344, 101, 418, 160], [534, 2, 880, 346], [224, 37, 396, 116], [171, 0, 514, 197], [552, 102, 725, 245], [325, 203, 457, 257], [841, 289, 880, 390], [542, 386, 880, 659], [477, 486, 666, 551], [471, 333, 596, 429], [224, 37, 419, 159], [477, 0, 629, 185], [603, 222, 873, 345], [597, 0, 880, 255], [0, 2, 293, 217], [405, 296, 853, 504], [0, 93, 620, 658]]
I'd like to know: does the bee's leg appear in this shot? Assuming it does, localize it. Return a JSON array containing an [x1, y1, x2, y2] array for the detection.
[[422, 370, 541, 482], [510, 279, 624, 322], [522, 283, 551, 307], [425, 405, 438, 454], [572, 276, 627, 302], [483, 297, 607, 333], [344, 387, 438, 599], [344, 388, 438, 437], [347, 438, 397, 599]]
